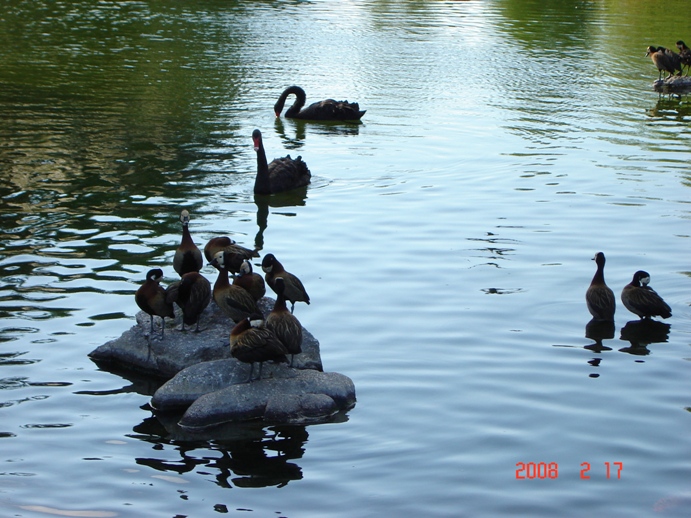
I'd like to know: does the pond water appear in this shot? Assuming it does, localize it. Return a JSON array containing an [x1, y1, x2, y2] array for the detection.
[[1, 0, 690, 516]]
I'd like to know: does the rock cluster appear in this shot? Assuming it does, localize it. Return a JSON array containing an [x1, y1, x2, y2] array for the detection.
[[89, 298, 356, 431]]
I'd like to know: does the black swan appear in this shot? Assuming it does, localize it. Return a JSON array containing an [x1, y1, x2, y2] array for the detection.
[[135, 268, 175, 338], [252, 129, 311, 195], [585, 252, 615, 322], [173, 210, 203, 276], [261, 253, 310, 313], [274, 85, 366, 121], [621, 270, 672, 319]]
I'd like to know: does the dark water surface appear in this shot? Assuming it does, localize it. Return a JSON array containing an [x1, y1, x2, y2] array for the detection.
[[1, 1, 690, 516]]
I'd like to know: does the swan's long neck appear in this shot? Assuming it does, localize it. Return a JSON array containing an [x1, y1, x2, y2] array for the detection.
[[280, 86, 306, 118], [254, 139, 271, 195]]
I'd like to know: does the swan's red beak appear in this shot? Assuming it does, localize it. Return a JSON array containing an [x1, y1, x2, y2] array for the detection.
[[274, 110, 280, 117], [252, 136, 260, 151]]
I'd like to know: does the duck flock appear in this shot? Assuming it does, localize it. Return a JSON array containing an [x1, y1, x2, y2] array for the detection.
[[135, 86, 364, 383], [646, 40, 691, 79]]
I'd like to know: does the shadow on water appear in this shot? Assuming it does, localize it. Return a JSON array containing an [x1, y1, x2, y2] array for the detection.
[[555, 317, 671, 377], [252, 189, 308, 252], [133, 415, 308, 489], [618, 319, 671, 356]]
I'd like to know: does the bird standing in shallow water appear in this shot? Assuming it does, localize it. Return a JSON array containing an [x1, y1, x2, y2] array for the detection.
[[232, 259, 266, 302], [274, 85, 366, 121], [252, 129, 311, 195], [210, 252, 260, 322], [166, 271, 211, 331], [173, 210, 203, 276], [135, 268, 175, 338], [204, 236, 258, 274], [261, 253, 310, 313], [266, 277, 303, 367], [230, 315, 288, 382], [585, 252, 616, 322], [621, 270, 671, 320]]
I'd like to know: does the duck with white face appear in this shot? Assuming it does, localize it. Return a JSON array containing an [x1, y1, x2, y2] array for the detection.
[[210, 252, 260, 323], [230, 315, 288, 382], [261, 253, 310, 313], [621, 270, 671, 320]]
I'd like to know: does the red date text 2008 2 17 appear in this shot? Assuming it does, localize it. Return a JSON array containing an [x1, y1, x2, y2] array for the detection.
[[515, 462, 623, 480]]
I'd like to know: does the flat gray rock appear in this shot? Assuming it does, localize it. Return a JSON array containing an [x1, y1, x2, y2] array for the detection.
[[89, 295, 355, 429], [89, 298, 322, 379], [174, 369, 356, 430]]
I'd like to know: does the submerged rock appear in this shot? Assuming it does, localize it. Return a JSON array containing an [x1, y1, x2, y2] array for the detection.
[[89, 297, 355, 430]]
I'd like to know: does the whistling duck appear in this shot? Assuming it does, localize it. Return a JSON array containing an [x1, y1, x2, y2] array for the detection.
[[585, 252, 616, 321], [135, 268, 175, 338], [646, 46, 682, 80], [261, 253, 310, 313], [621, 270, 672, 319], [230, 315, 288, 382], [210, 252, 260, 322], [676, 40, 691, 75], [173, 210, 203, 276], [203, 236, 258, 274], [266, 277, 303, 367], [232, 259, 266, 301], [274, 86, 366, 121], [166, 271, 211, 331], [252, 129, 311, 195]]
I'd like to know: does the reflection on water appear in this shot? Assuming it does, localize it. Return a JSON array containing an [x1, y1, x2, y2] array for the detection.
[[1, 0, 691, 516]]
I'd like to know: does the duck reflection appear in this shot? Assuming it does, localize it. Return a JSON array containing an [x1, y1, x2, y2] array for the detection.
[[132, 417, 308, 488], [583, 318, 614, 353], [618, 319, 671, 356]]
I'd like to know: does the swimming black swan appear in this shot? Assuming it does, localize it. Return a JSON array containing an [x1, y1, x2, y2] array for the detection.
[[252, 129, 311, 195], [274, 86, 366, 121]]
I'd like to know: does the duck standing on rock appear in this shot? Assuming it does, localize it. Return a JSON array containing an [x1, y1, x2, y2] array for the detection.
[[646, 46, 682, 80], [274, 85, 366, 121], [173, 210, 203, 276], [232, 259, 266, 302], [676, 40, 691, 75], [210, 252, 260, 322], [621, 270, 672, 320], [166, 271, 211, 331], [585, 252, 616, 322], [266, 277, 303, 367], [204, 236, 258, 274], [135, 268, 175, 338], [261, 253, 310, 313], [252, 129, 311, 195], [230, 315, 289, 382]]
